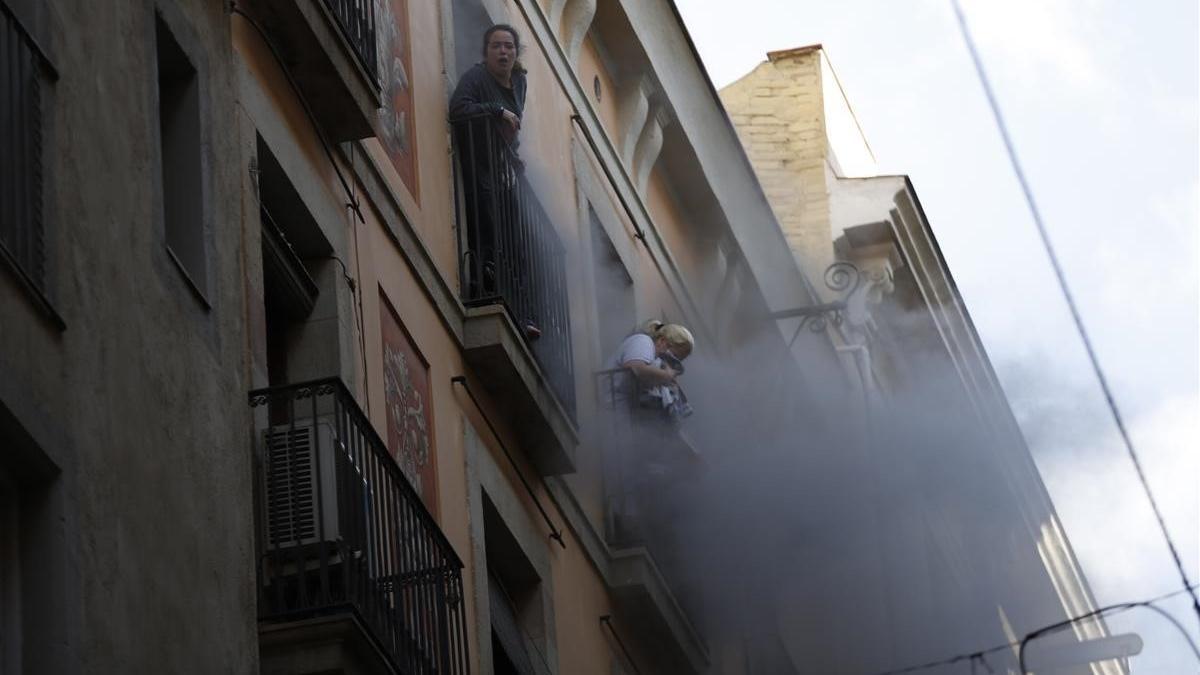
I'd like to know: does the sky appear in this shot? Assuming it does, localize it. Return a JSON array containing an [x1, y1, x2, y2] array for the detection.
[[673, 0, 1199, 671]]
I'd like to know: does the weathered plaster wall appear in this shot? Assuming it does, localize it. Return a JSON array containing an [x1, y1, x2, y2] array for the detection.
[[0, 1, 257, 673]]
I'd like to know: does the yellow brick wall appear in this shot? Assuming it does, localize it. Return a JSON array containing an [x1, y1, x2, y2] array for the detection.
[[720, 50, 834, 274]]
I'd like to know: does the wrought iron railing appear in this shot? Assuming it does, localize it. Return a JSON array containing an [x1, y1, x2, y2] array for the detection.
[[323, 0, 378, 82], [1, 3, 53, 291], [249, 378, 469, 674], [595, 367, 706, 625], [452, 114, 576, 419], [594, 368, 700, 546]]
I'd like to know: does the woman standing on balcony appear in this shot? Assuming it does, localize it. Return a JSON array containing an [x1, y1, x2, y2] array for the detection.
[[450, 24, 542, 338], [449, 24, 526, 146]]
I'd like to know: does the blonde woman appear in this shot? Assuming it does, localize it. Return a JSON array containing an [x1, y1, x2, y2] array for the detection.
[[605, 320, 695, 544], [610, 320, 694, 387]]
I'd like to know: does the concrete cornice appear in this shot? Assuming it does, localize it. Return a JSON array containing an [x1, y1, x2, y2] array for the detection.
[[650, 98, 675, 127], [636, 71, 659, 98], [766, 43, 824, 62]]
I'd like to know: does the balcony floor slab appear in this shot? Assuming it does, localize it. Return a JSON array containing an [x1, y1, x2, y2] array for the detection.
[[462, 304, 579, 475]]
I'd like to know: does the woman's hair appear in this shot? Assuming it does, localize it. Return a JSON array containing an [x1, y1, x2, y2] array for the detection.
[[482, 24, 526, 74], [642, 319, 694, 357], [640, 319, 665, 336]]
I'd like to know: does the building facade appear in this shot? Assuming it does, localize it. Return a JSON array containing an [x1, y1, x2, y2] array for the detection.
[[721, 45, 1125, 675], [0, 0, 820, 672], [1, 2, 1116, 674]]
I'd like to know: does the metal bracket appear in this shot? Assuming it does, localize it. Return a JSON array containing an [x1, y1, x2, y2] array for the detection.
[[766, 261, 863, 346]]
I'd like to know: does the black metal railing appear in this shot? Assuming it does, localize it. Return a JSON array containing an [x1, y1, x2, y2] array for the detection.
[[452, 114, 576, 419], [593, 368, 700, 546], [1, 3, 53, 291], [595, 367, 707, 626], [249, 379, 469, 675], [323, 0, 378, 82]]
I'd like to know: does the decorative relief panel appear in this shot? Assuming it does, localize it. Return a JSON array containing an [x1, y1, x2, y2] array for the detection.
[[380, 293, 438, 513], [376, 0, 420, 201]]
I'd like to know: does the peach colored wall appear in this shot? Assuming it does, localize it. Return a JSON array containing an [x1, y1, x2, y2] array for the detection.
[[346, 6, 637, 671], [642, 169, 721, 320], [236, 1, 724, 670], [233, 22, 347, 230], [361, 0, 459, 290], [576, 38, 622, 141]]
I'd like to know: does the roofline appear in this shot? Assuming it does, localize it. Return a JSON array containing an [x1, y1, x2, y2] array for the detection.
[[896, 175, 1111, 624], [755, 43, 878, 167], [664, 0, 827, 309], [767, 43, 824, 61], [820, 46, 877, 165]]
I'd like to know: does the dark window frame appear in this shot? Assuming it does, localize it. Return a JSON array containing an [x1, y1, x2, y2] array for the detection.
[[0, 391, 68, 675], [0, 1, 63, 329], [0, 466, 18, 674], [151, 5, 214, 309]]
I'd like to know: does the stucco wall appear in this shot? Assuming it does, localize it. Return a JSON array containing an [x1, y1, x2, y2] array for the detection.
[[0, 0, 839, 672], [0, 1, 258, 673]]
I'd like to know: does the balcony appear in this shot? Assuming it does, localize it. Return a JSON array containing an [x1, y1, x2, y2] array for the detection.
[[592, 368, 709, 674], [594, 369, 700, 548], [249, 379, 469, 675], [452, 114, 578, 475], [241, 0, 380, 141]]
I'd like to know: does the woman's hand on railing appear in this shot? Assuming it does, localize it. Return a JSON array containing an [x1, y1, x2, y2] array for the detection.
[[498, 109, 522, 153], [500, 108, 521, 134], [452, 112, 522, 169]]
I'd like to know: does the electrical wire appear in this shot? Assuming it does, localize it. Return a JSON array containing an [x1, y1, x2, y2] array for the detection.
[[233, 5, 375, 410], [251, 167, 370, 406], [948, 0, 1200, 628], [600, 615, 643, 675], [1019, 596, 1200, 672], [229, 2, 365, 225], [450, 375, 567, 549], [250, 170, 355, 291], [866, 584, 1199, 675], [347, 142, 371, 416]]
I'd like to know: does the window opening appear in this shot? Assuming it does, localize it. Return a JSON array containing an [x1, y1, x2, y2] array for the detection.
[[590, 208, 634, 354], [0, 468, 18, 674], [155, 14, 207, 297], [0, 5, 53, 292], [483, 493, 546, 675]]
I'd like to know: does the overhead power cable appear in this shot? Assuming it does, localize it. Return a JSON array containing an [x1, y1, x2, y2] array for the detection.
[[229, 3, 366, 226], [948, 0, 1200, 628], [867, 585, 1200, 675]]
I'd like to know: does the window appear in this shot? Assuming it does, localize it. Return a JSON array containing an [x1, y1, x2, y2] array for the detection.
[[589, 208, 634, 355], [0, 4, 52, 293], [483, 494, 548, 674], [0, 468, 18, 674], [255, 136, 336, 388], [155, 14, 207, 298], [0, 401, 64, 675]]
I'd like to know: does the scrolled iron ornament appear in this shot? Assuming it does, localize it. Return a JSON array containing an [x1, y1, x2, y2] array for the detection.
[[774, 261, 865, 346], [797, 312, 835, 335], [824, 261, 862, 295]]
